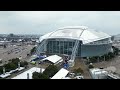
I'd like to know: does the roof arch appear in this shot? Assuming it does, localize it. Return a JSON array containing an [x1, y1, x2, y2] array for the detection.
[[39, 26, 111, 44]]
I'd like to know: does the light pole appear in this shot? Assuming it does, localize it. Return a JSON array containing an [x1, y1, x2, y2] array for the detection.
[[3, 67, 5, 75], [27, 73, 29, 79], [18, 61, 20, 69], [98, 56, 99, 62], [104, 55, 105, 61], [40, 67, 42, 73]]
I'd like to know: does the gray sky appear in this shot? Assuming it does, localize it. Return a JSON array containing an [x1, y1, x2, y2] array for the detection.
[[0, 11, 120, 35]]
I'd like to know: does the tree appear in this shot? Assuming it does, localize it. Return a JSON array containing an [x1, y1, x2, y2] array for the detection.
[[24, 61, 28, 66], [112, 46, 119, 56], [2, 58, 20, 72], [20, 61, 28, 67], [11, 58, 20, 65], [9, 63, 17, 70], [32, 72, 40, 79], [0, 66, 3, 75], [89, 56, 98, 63], [88, 64, 94, 69], [30, 47, 36, 55], [108, 52, 115, 59], [32, 72, 49, 79], [38, 73, 49, 79], [43, 65, 59, 78], [4, 64, 10, 72], [73, 67, 84, 74], [0, 58, 21, 73], [4, 62, 17, 71], [114, 47, 119, 55], [32, 65, 59, 79]]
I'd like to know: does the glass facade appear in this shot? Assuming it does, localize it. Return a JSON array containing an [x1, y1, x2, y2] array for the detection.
[[81, 43, 112, 57], [46, 39, 80, 56], [88, 38, 111, 45], [37, 38, 112, 57]]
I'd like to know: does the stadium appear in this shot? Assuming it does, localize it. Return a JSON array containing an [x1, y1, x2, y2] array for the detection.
[[36, 26, 113, 59]]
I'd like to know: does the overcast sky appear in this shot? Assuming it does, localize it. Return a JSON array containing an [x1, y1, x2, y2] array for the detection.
[[0, 11, 120, 35]]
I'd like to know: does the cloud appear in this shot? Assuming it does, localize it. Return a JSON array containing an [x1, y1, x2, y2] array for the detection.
[[0, 11, 120, 35]]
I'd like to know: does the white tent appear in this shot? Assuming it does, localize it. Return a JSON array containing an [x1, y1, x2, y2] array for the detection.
[[51, 68, 69, 79], [41, 55, 63, 65]]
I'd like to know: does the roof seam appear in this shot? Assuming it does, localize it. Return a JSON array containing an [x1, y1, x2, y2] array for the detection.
[[48, 29, 64, 37], [79, 29, 85, 40]]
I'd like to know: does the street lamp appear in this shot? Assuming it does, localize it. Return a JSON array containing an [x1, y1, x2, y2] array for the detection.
[[104, 55, 105, 61], [18, 61, 20, 69], [40, 67, 42, 73], [3, 67, 5, 75], [27, 73, 29, 79]]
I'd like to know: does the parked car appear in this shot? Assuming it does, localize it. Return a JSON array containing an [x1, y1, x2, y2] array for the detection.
[[75, 76, 84, 79], [30, 61, 36, 65], [39, 61, 42, 64]]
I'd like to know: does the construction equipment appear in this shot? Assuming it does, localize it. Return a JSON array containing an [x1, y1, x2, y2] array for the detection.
[[36, 39, 47, 55], [68, 28, 85, 67]]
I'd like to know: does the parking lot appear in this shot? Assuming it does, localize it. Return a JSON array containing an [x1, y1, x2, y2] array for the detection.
[[93, 55, 120, 75], [0, 44, 35, 65]]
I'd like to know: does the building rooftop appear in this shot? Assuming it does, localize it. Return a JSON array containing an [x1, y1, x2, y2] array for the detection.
[[41, 55, 63, 65], [12, 67, 45, 79], [51, 68, 69, 79]]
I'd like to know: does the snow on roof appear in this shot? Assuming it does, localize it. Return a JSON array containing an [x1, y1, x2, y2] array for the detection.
[[51, 68, 69, 79], [12, 67, 45, 79], [42, 55, 63, 64], [39, 26, 111, 44]]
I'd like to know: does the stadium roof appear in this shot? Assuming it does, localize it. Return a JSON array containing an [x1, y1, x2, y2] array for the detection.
[[39, 26, 111, 44]]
